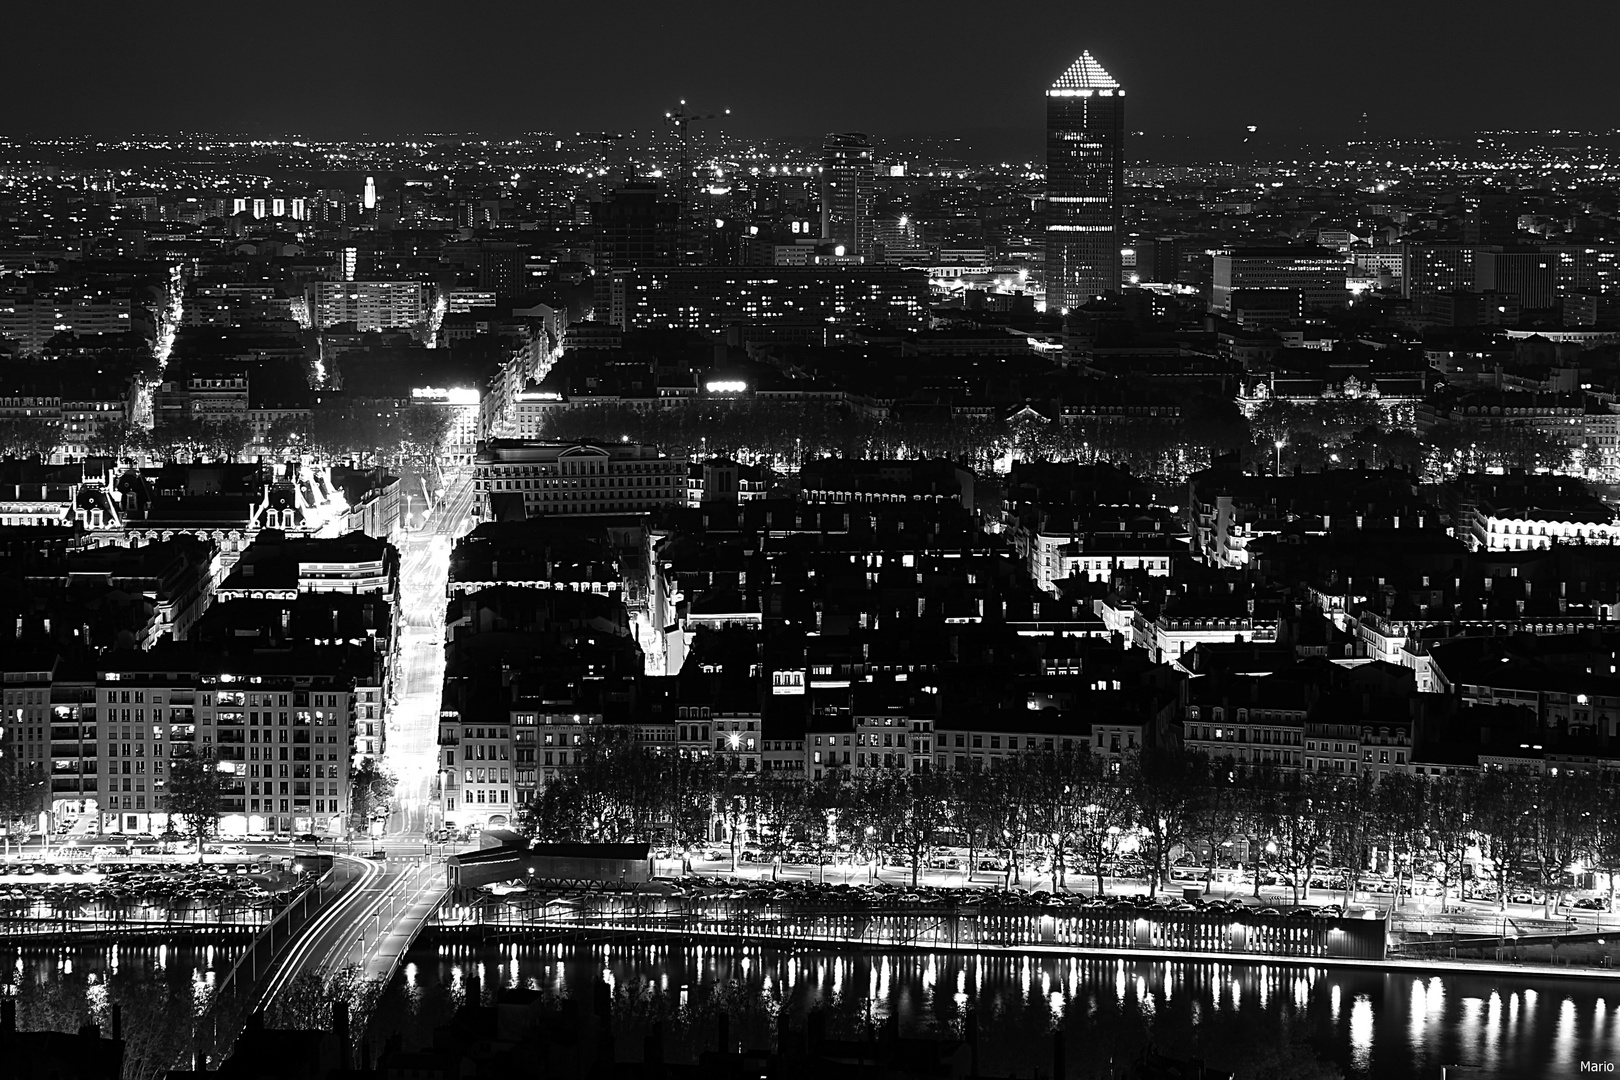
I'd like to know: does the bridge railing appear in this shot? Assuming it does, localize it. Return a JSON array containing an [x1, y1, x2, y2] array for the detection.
[[362, 861, 450, 986], [186, 861, 349, 1070], [428, 893, 1390, 963], [0, 899, 270, 938]]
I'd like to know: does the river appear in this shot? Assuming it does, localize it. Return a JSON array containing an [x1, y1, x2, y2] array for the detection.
[[369, 940, 1620, 1079], [6, 941, 1617, 1079], [3, 942, 231, 1080]]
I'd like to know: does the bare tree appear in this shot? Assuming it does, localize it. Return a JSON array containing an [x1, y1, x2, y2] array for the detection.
[[162, 745, 230, 864]]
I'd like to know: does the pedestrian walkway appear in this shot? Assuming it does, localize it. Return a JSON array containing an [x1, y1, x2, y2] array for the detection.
[[425, 913, 1620, 985], [359, 860, 448, 983]]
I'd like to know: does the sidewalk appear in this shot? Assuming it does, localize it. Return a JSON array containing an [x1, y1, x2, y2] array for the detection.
[[360, 862, 449, 982]]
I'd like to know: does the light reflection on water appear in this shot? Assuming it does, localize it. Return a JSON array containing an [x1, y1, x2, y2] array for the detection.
[[5, 944, 234, 1080], [9, 941, 1614, 1080], [365, 942, 1619, 1080], [1348, 993, 1373, 1072]]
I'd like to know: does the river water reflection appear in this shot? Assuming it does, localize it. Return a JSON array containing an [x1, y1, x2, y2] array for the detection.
[[4, 942, 231, 1080], [373, 941, 1619, 1079], [6, 942, 1616, 1080]]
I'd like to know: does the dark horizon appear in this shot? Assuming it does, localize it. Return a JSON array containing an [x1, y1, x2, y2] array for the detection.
[[8, 0, 1615, 145]]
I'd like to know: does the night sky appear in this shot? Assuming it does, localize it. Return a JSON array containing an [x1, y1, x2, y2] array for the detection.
[[10, 0, 1615, 150]]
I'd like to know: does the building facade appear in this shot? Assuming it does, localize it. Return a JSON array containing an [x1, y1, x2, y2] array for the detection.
[[95, 650, 360, 837], [1043, 51, 1126, 312], [1212, 247, 1348, 314], [820, 133, 876, 258], [305, 281, 428, 333], [474, 439, 688, 519], [608, 267, 929, 335]]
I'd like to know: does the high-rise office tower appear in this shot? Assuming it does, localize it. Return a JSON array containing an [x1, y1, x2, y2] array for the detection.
[[591, 181, 681, 317], [1043, 50, 1126, 312], [820, 133, 876, 258]]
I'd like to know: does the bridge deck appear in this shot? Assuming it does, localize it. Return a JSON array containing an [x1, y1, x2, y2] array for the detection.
[[359, 862, 449, 983]]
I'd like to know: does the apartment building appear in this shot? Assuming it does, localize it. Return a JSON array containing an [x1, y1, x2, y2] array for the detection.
[[305, 281, 428, 333], [474, 439, 688, 519], [95, 648, 361, 837]]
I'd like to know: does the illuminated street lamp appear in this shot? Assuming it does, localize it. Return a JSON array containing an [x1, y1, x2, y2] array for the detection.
[[1274, 439, 1285, 475]]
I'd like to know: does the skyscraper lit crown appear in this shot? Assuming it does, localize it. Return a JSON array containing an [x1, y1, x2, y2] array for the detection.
[[1048, 51, 1121, 96]]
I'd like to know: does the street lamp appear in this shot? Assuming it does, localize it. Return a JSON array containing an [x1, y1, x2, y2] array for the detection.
[[1274, 439, 1285, 475]]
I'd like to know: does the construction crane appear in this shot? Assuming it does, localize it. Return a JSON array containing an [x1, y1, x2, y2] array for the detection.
[[665, 100, 730, 261]]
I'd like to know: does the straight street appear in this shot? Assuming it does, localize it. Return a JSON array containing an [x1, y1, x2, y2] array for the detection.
[[383, 468, 468, 837]]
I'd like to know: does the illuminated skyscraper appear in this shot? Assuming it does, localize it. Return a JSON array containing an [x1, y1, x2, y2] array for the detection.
[[363, 175, 377, 211], [1043, 50, 1126, 312], [820, 133, 875, 258]]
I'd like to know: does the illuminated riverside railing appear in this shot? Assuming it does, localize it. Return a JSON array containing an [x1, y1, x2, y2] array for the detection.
[[0, 896, 271, 937], [427, 894, 1390, 962]]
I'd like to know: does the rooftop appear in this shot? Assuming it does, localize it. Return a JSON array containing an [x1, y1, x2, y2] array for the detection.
[[1049, 50, 1120, 93]]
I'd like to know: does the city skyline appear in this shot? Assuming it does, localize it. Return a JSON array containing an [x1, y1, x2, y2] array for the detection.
[[3, 10, 1620, 1079], [7, 1, 1618, 146]]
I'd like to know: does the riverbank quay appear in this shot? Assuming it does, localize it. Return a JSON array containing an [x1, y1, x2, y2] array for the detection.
[[424, 888, 1389, 956], [414, 886, 1620, 984], [672, 857, 1620, 941], [0, 924, 256, 946], [417, 919, 1620, 985]]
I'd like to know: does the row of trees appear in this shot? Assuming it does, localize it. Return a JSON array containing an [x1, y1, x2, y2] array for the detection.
[[0, 414, 261, 465], [260, 402, 454, 477], [0, 417, 68, 461], [1242, 395, 1580, 479], [535, 398, 1244, 480], [533, 392, 1581, 485], [0, 385, 1580, 490], [147, 413, 257, 463], [0, 398, 453, 478], [518, 736, 1620, 911]]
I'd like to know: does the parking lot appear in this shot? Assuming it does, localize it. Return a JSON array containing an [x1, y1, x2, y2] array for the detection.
[[0, 847, 331, 932]]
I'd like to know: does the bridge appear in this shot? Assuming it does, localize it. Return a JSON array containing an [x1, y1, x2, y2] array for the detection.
[[184, 844, 449, 1070], [182, 481, 468, 1070]]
